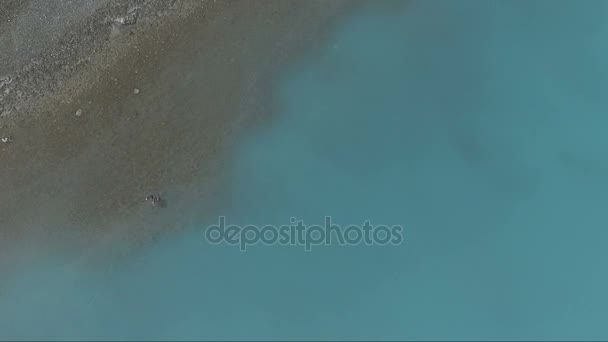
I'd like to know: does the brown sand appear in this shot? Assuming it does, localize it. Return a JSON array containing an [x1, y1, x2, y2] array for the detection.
[[0, 0, 357, 266]]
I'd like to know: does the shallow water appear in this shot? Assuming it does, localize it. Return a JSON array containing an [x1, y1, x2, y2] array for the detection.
[[3, 0, 608, 339], [0, 0, 109, 76]]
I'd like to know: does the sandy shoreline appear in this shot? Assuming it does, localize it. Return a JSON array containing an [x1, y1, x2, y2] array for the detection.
[[0, 0, 357, 265]]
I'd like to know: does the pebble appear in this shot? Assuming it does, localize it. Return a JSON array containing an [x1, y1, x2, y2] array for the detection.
[[75, 109, 83, 116], [133, 88, 140, 95]]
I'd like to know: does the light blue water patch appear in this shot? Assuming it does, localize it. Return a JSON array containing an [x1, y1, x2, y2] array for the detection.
[[3, 0, 608, 339], [209, 1, 608, 338]]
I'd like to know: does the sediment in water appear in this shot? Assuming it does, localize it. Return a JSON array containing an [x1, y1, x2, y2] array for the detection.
[[0, 0, 358, 267]]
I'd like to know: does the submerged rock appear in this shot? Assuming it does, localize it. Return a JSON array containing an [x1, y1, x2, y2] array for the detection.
[[145, 194, 163, 207]]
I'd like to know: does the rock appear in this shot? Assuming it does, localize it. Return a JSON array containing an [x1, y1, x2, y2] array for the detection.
[[133, 88, 140, 94], [75, 109, 83, 116], [114, 12, 138, 26], [1, 136, 13, 143], [145, 194, 162, 206]]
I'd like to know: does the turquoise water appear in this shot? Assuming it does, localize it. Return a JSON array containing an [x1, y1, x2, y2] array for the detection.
[[4, 0, 608, 339]]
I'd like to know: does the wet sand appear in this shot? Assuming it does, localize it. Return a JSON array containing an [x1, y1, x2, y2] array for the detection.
[[0, 0, 356, 267]]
